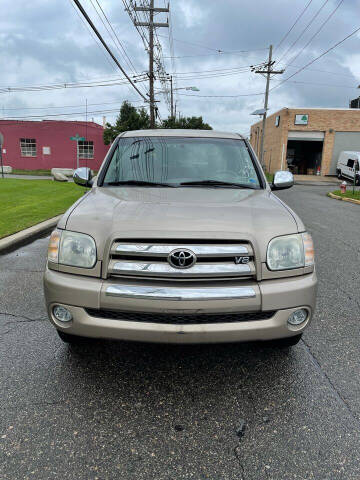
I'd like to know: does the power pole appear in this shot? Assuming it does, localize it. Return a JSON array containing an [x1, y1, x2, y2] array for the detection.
[[170, 75, 174, 118], [134, 1, 169, 129], [149, 0, 155, 128], [253, 45, 284, 168]]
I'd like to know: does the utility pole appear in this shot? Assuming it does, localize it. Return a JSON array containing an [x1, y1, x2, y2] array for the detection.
[[134, 1, 169, 129], [149, 0, 155, 128], [170, 75, 174, 118], [253, 45, 284, 168]]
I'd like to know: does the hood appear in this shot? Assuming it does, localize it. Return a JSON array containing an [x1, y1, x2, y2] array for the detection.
[[60, 186, 302, 261]]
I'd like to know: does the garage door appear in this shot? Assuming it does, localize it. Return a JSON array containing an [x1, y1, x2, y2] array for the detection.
[[330, 132, 360, 175], [288, 131, 324, 141]]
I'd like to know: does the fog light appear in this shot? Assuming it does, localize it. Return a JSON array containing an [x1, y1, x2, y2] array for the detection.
[[53, 305, 72, 323], [288, 309, 308, 326]]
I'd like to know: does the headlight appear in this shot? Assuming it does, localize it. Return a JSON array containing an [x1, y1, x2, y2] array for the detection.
[[267, 233, 314, 271], [47, 229, 97, 268]]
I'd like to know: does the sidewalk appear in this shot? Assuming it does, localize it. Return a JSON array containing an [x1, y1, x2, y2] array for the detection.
[[294, 175, 340, 186], [3, 174, 53, 180]]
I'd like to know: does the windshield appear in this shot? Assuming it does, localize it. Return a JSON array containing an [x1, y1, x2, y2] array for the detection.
[[102, 136, 262, 188]]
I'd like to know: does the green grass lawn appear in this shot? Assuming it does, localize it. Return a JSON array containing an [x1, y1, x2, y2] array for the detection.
[[0, 179, 85, 238], [12, 169, 52, 176], [332, 189, 360, 200], [265, 172, 274, 183]]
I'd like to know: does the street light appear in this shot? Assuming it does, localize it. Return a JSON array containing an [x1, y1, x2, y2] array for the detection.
[[155, 86, 200, 93], [251, 108, 266, 116], [156, 81, 200, 117]]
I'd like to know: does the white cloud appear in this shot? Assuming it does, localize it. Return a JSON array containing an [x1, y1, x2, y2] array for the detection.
[[0, 0, 359, 134]]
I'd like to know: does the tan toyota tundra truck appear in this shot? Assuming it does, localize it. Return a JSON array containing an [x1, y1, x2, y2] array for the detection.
[[44, 129, 317, 347]]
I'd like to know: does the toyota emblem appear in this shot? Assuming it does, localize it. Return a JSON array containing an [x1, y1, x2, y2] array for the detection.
[[168, 249, 196, 269]]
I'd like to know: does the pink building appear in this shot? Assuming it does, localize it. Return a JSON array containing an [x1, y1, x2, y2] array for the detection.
[[0, 120, 110, 170]]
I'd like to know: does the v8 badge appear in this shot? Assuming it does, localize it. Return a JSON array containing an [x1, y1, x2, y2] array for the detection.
[[234, 256, 250, 265]]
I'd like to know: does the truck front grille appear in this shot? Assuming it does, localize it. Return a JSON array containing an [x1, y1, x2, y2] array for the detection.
[[107, 240, 256, 280], [85, 308, 275, 325]]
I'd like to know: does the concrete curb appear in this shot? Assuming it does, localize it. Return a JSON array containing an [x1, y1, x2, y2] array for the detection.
[[327, 192, 360, 205], [0, 215, 61, 254]]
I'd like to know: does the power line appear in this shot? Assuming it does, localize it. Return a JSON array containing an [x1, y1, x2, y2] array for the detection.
[[2, 107, 144, 120], [71, 0, 147, 101], [277, 0, 330, 65], [271, 25, 360, 92], [90, 0, 148, 99], [94, 0, 139, 74], [0, 78, 148, 94], [121, 0, 149, 49], [67, 0, 115, 71], [164, 70, 257, 81], [285, 80, 359, 90], [163, 48, 267, 59], [1, 99, 143, 112], [177, 91, 264, 98], [156, 33, 225, 52], [286, 0, 345, 66], [284, 64, 356, 79], [170, 65, 258, 75], [0, 72, 147, 89], [276, 0, 313, 50]]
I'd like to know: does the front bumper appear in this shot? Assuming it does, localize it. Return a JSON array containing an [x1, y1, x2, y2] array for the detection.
[[44, 268, 317, 344]]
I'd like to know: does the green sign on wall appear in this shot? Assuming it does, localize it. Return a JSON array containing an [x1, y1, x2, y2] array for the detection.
[[70, 134, 86, 141], [295, 114, 309, 126]]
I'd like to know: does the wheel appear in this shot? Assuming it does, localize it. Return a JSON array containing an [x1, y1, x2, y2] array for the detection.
[[270, 334, 303, 348], [336, 169, 342, 179], [356, 175, 360, 186], [57, 330, 89, 344]]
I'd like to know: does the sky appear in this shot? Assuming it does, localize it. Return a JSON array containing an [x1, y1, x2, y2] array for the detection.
[[0, 0, 360, 136]]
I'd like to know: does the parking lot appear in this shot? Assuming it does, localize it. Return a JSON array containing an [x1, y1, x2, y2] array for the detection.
[[1, 184, 360, 480]]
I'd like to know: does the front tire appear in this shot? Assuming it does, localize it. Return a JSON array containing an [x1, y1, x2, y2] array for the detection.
[[336, 169, 342, 179], [57, 330, 89, 344], [356, 175, 360, 186], [271, 334, 303, 348]]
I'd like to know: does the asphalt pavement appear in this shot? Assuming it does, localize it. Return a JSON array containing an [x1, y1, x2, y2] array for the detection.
[[1, 185, 360, 480]]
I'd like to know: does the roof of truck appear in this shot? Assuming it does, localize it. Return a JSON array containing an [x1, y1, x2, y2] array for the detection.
[[120, 129, 244, 139]]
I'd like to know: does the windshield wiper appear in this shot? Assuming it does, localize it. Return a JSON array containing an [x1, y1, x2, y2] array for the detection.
[[106, 180, 176, 187], [179, 180, 258, 189]]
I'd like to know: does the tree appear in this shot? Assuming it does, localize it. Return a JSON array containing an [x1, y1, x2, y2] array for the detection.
[[161, 115, 212, 130], [103, 101, 150, 144]]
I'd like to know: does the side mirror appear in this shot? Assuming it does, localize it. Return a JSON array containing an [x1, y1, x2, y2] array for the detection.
[[271, 170, 294, 191], [73, 167, 93, 187]]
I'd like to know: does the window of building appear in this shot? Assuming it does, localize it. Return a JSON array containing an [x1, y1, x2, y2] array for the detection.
[[78, 141, 94, 159], [20, 138, 37, 157], [275, 115, 280, 127]]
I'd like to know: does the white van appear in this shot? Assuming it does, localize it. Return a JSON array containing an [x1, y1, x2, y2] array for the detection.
[[336, 151, 360, 185]]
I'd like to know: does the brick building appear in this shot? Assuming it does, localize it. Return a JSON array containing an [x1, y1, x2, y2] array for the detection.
[[250, 108, 360, 176], [0, 120, 110, 171]]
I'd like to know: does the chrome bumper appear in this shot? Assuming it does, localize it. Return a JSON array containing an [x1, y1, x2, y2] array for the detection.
[[105, 285, 256, 301]]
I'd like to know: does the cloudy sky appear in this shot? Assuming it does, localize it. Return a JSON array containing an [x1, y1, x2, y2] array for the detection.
[[1, 0, 360, 135]]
